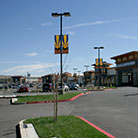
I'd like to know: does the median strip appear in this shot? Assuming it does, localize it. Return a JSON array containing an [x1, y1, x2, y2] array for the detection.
[[22, 115, 113, 138], [11, 92, 90, 105]]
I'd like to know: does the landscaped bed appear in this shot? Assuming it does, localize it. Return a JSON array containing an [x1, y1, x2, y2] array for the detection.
[[16, 92, 82, 103], [24, 116, 109, 138]]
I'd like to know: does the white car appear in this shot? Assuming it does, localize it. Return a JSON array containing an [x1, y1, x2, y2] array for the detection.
[[58, 84, 69, 91], [63, 84, 69, 91]]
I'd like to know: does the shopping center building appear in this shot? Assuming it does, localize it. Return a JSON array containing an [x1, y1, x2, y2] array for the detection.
[[111, 51, 138, 86]]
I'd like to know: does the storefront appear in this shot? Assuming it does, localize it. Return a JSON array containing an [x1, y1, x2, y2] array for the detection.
[[111, 51, 138, 86]]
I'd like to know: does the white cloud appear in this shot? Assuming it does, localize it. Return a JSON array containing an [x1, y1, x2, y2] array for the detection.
[[25, 52, 38, 57], [67, 31, 75, 35], [40, 22, 53, 26], [2, 63, 55, 75], [63, 20, 119, 30], [114, 34, 138, 40]]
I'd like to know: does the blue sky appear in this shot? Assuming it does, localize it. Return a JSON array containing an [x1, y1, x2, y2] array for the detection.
[[0, 0, 138, 76]]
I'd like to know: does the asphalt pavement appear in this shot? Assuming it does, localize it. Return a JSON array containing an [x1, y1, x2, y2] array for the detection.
[[0, 99, 76, 138], [0, 87, 138, 138], [70, 87, 138, 138]]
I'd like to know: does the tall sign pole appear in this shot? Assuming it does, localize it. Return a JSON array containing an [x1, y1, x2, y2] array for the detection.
[[52, 12, 71, 94], [52, 12, 71, 121], [60, 15, 63, 95], [94, 46, 104, 88]]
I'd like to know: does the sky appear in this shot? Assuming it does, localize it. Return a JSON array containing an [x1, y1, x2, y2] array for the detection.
[[0, 0, 138, 77]]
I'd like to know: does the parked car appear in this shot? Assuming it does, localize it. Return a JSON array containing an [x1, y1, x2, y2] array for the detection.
[[58, 84, 69, 91], [68, 83, 78, 91], [75, 84, 80, 88], [42, 83, 52, 92], [17, 85, 29, 92]]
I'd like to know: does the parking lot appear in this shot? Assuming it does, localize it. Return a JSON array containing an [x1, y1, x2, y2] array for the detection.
[[71, 87, 138, 138], [0, 87, 138, 138]]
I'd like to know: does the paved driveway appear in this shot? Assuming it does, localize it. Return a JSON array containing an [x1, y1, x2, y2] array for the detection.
[[0, 99, 75, 138], [0, 87, 138, 138], [70, 87, 138, 138]]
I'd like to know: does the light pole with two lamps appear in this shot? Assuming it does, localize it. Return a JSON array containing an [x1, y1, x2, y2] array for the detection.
[[52, 12, 71, 94], [94, 46, 104, 88]]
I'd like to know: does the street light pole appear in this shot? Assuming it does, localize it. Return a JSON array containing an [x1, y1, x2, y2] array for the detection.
[[60, 15, 63, 94], [84, 65, 89, 86], [73, 68, 77, 83], [84, 65, 89, 72], [52, 12, 71, 94], [94, 46, 104, 88], [73, 68, 77, 74], [77, 70, 81, 85]]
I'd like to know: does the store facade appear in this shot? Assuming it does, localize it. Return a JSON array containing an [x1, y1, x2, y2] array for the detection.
[[111, 51, 138, 86]]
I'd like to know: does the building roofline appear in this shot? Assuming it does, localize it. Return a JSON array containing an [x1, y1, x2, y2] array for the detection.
[[11, 76, 24, 78], [83, 70, 95, 73], [111, 51, 138, 60]]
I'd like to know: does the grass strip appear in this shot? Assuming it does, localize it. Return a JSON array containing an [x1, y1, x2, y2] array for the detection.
[[103, 86, 117, 89], [24, 116, 109, 138], [16, 92, 81, 103]]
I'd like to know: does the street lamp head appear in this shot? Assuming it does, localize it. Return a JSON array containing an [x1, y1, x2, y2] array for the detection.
[[94, 46, 104, 49], [84, 65, 89, 67], [100, 46, 104, 49], [73, 68, 77, 70], [94, 47, 98, 49], [51, 13, 59, 17], [63, 12, 71, 17], [52, 12, 71, 17]]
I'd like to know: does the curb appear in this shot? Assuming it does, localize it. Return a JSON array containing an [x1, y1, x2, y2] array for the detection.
[[104, 88, 116, 91], [10, 98, 26, 105], [19, 120, 39, 138], [11, 92, 91, 105], [0, 95, 16, 99], [87, 88, 116, 91], [75, 116, 116, 138], [87, 89, 104, 91]]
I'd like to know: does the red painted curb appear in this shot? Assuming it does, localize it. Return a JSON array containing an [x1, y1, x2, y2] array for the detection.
[[87, 89, 115, 91], [75, 116, 116, 138], [104, 89, 114, 91], [26, 93, 85, 104], [88, 89, 104, 91]]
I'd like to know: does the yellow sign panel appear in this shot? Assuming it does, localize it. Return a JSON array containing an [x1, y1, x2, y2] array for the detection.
[[54, 35, 68, 54], [96, 58, 103, 66], [54, 35, 61, 54], [62, 35, 68, 54]]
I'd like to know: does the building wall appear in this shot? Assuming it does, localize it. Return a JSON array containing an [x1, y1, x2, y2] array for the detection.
[[115, 68, 138, 86], [83, 71, 95, 85], [0, 76, 11, 84], [116, 71, 122, 86], [133, 68, 138, 86], [111, 51, 138, 87]]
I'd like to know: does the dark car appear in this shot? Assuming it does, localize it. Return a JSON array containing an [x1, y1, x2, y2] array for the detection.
[[42, 83, 52, 92], [18, 86, 29, 92], [68, 83, 78, 91]]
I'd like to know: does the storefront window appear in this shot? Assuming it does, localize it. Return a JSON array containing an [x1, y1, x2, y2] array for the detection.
[[135, 54, 138, 58], [123, 57, 127, 61], [129, 55, 134, 60], [117, 58, 121, 62]]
